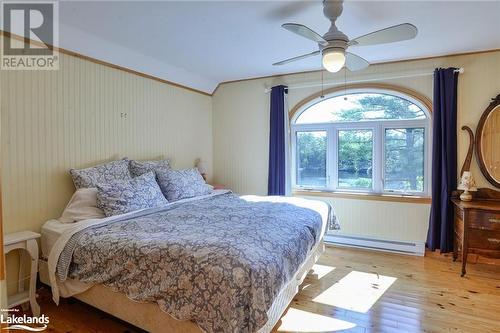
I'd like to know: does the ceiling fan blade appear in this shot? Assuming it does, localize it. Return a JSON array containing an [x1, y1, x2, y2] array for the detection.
[[273, 50, 320, 66], [345, 52, 369, 71], [282, 23, 329, 46], [349, 23, 418, 46]]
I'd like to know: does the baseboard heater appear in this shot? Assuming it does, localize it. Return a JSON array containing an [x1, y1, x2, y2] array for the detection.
[[324, 234, 425, 256]]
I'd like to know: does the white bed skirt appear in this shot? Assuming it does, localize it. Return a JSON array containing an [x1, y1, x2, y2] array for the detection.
[[39, 241, 324, 333]]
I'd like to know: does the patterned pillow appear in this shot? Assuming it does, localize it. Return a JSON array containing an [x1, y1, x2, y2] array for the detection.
[[156, 168, 212, 202], [96, 172, 168, 217], [70, 159, 131, 189], [129, 159, 170, 177]]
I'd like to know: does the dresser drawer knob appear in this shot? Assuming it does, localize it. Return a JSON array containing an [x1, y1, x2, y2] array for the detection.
[[488, 238, 500, 243], [489, 218, 500, 223]]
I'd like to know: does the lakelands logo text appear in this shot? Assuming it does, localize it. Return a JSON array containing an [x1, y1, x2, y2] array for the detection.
[[1, 1, 59, 70], [1, 311, 49, 331]]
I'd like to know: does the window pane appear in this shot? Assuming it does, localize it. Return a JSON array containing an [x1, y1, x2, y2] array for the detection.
[[338, 130, 373, 189], [296, 131, 327, 187], [296, 93, 426, 124], [384, 128, 424, 192]]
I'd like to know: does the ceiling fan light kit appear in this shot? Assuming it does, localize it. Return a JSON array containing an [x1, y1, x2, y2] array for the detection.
[[322, 47, 345, 73], [273, 0, 418, 73]]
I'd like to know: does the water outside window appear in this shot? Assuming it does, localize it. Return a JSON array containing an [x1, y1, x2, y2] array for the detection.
[[296, 131, 327, 187]]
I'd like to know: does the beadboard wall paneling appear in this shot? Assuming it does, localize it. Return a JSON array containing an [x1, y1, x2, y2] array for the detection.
[[0, 35, 212, 293], [301, 196, 430, 243], [1, 54, 212, 234], [212, 50, 500, 243]]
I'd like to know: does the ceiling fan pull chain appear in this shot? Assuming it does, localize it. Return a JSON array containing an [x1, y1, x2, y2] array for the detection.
[[321, 71, 325, 99], [344, 68, 348, 100]]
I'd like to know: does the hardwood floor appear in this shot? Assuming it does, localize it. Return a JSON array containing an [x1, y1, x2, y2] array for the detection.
[[30, 246, 500, 333], [274, 246, 500, 333]]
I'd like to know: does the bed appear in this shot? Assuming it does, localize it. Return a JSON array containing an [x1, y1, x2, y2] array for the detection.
[[40, 190, 334, 333]]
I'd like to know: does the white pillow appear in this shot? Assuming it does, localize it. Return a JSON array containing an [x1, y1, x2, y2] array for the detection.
[[59, 188, 105, 223]]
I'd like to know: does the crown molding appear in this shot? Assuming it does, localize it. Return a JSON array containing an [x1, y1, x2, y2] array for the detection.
[[211, 48, 500, 95]]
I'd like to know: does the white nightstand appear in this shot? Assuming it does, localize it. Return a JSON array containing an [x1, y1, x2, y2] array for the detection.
[[4, 231, 41, 316]]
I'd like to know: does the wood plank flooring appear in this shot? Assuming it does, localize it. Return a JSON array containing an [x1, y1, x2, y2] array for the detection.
[[29, 246, 500, 332]]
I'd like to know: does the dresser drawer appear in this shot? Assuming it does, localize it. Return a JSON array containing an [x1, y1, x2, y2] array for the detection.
[[468, 229, 500, 251], [468, 210, 500, 231]]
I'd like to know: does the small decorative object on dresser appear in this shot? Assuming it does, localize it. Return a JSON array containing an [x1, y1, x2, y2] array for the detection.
[[457, 171, 477, 201]]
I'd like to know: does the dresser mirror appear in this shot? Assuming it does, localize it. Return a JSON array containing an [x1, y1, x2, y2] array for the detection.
[[475, 94, 500, 188]]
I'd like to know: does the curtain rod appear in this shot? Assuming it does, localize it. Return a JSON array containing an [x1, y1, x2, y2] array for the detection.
[[264, 67, 464, 93]]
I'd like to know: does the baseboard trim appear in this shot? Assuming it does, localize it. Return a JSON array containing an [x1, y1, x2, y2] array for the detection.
[[324, 234, 425, 256]]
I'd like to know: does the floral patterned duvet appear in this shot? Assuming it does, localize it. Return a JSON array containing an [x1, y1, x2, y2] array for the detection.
[[55, 192, 333, 333]]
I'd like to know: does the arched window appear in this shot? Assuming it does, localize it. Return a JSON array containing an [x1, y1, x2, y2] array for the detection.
[[291, 88, 431, 195]]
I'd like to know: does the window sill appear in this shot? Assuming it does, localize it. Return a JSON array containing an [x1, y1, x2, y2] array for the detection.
[[292, 189, 431, 204]]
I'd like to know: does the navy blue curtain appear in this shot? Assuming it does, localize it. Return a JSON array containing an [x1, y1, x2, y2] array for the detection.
[[427, 68, 459, 252], [268, 85, 288, 195]]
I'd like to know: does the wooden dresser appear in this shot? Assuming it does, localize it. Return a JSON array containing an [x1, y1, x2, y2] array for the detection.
[[452, 192, 500, 276]]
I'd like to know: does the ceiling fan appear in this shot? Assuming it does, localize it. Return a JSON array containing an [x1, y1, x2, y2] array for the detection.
[[273, 0, 418, 73]]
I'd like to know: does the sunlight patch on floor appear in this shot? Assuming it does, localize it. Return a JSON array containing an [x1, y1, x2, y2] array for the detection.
[[277, 307, 356, 332], [311, 264, 336, 279], [312, 270, 397, 313]]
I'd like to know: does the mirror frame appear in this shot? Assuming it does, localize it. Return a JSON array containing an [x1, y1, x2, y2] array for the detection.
[[475, 93, 500, 188]]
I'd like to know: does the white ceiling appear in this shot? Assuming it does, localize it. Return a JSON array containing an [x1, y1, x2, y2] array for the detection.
[[51, 1, 500, 93]]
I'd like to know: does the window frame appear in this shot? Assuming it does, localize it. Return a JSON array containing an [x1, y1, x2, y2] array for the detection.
[[290, 88, 432, 196]]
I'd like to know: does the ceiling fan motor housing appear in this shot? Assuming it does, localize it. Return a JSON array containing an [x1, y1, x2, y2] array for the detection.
[[321, 30, 349, 53]]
